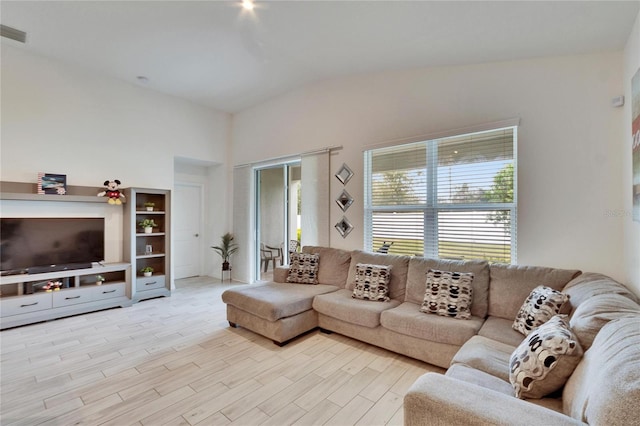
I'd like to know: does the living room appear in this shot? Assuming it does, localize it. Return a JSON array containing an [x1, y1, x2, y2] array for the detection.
[[1, 1, 639, 425]]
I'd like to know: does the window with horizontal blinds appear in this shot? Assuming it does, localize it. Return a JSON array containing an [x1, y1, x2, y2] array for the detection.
[[371, 142, 427, 206], [364, 126, 517, 263], [371, 211, 424, 255]]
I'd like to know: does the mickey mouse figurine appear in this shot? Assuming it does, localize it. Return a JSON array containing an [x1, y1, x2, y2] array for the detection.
[[98, 179, 126, 205]]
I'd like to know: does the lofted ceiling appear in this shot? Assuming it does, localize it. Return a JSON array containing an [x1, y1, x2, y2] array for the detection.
[[2, 1, 639, 113]]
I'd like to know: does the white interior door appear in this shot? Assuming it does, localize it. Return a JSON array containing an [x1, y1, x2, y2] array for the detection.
[[174, 183, 202, 279]]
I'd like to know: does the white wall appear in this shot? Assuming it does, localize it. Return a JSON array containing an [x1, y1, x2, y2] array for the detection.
[[233, 52, 627, 283], [3, 42, 633, 289], [1, 45, 231, 271], [2, 45, 230, 188], [624, 10, 640, 297]]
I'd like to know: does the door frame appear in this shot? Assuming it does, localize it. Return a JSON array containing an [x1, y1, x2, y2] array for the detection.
[[254, 161, 300, 280], [174, 181, 205, 279]]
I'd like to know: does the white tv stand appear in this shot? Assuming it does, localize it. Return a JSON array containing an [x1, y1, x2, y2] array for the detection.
[[0, 263, 132, 329]]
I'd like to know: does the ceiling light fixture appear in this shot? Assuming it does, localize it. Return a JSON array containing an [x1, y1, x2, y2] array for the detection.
[[242, 0, 254, 11]]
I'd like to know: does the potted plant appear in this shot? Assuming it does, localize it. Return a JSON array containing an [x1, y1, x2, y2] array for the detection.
[[96, 274, 105, 286], [211, 232, 239, 271], [140, 266, 154, 277], [144, 201, 155, 212], [139, 219, 157, 234]]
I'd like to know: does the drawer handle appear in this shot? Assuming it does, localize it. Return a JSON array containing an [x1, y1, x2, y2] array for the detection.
[[145, 281, 157, 286], [102, 290, 116, 294], [20, 302, 39, 307], [65, 296, 81, 300]]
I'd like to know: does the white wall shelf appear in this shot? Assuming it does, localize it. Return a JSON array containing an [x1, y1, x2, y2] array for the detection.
[[0, 181, 122, 204]]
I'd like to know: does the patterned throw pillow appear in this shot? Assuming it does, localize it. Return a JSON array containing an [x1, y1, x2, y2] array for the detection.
[[286, 252, 319, 284], [509, 315, 583, 399], [512, 286, 570, 336], [351, 263, 392, 302], [420, 269, 474, 320]]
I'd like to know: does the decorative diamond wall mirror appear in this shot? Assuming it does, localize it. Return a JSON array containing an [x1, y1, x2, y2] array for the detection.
[[335, 163, 354, 185], [335, 189, 354, 212], [335, 216, 353, 238]]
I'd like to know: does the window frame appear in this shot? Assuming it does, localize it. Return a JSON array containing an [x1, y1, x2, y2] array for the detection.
[[364, 123, 518, 263]]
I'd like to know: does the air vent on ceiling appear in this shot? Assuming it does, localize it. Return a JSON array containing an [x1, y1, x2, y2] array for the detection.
[[1, 25, 27, 43]]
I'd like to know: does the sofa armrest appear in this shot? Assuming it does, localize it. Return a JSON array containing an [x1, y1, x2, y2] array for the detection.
[[404, 373, 583, 426], [273, 266, 289, 283]]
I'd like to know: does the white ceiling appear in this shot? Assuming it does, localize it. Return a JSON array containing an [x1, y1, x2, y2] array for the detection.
[[2, 1, 639, 113]]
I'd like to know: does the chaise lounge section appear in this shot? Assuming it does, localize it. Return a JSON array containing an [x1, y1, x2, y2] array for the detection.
[[221, 246, 350, 345]]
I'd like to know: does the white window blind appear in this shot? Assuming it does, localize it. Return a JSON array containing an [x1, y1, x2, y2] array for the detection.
[[364, 126, 517, 263]]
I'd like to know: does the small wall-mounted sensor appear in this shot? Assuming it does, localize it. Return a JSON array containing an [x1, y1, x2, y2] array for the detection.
[[612, 96, 625, 107]]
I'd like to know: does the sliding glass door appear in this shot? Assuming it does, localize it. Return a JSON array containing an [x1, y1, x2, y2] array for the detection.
[[255, 162, 301, 281]]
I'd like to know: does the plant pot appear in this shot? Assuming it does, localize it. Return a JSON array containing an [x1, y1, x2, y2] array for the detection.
[[96, 281, 103, 286], [146, 207, 153, 211], [222, 261, 231, 271], [144, 226, 153, 234], [143, 271, 152, 277]]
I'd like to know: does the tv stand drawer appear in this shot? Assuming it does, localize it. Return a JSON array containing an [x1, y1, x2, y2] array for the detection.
[[53, 288, 92, 307], [93, 283, 126, 300], [136, 275, 165, 292], [1, 293, 52, 317]]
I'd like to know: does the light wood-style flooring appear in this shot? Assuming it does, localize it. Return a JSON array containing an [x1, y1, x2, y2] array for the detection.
[[1, 277, 443, 425]]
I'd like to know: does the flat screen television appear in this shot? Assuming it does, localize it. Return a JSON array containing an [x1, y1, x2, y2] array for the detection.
[[0, 218, 105, 275]]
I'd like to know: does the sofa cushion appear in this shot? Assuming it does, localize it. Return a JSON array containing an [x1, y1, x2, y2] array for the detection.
[[380, 302, 483, 346], [450, 335, 516, 382], [509, 315, 583, 399], [286, 252, 319, 284], [302, 246, 351, 287], [406, 257, 490, 318], [512, 286, 570, 336], [405, 374, 573, 426], [346, 251, 409, 300], [352, 263, 391, 302], [478, 317, 526, 347], [569, 293, 640, 350], [313, 289, 401, 328], [420, 269, 474, 319], [562, 272, 639, 313], [563, 317, 640, 424], [221, 282, 339, 322], [446, 364, 514, 396], [488, 264, 580, 320]]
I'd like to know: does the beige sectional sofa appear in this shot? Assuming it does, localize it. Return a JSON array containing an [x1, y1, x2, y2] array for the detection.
[[221, 246, 640, 424]]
